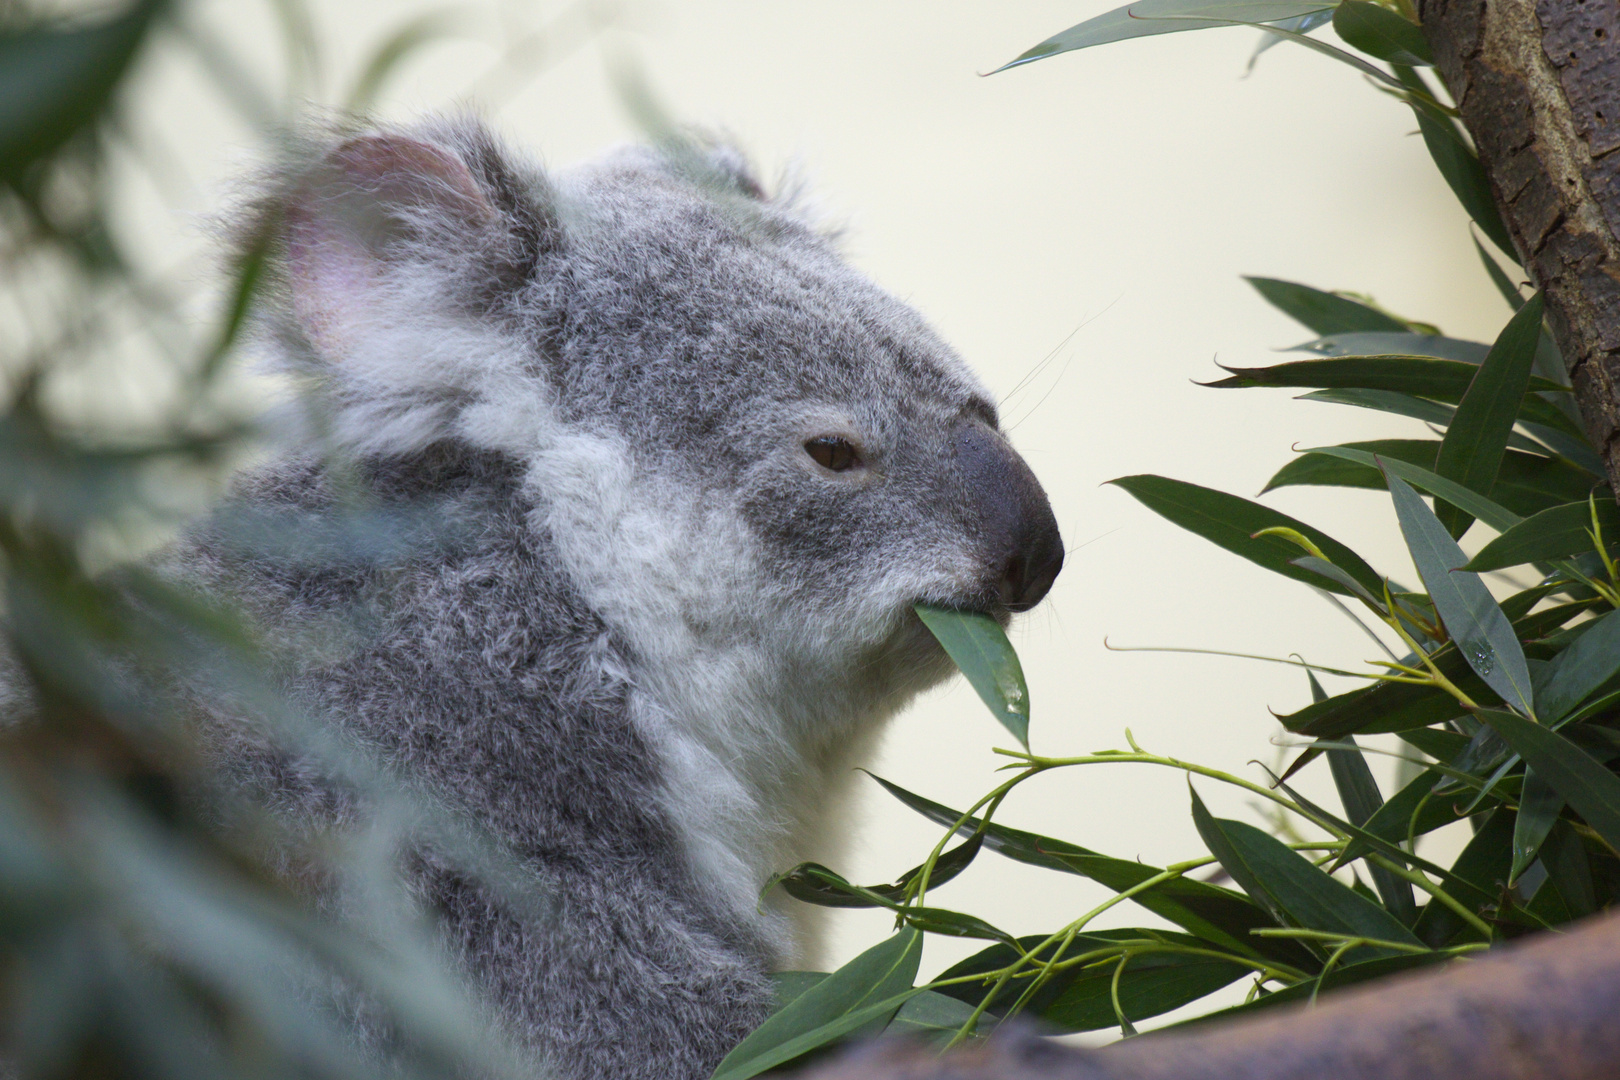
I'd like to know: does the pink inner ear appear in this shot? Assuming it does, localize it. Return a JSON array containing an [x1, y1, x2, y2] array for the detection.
[[327, 136, 495, 229], [285, 135, 495, 356]]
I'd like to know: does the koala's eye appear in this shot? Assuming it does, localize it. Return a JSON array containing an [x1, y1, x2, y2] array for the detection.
[[804, 435, 862, 472]]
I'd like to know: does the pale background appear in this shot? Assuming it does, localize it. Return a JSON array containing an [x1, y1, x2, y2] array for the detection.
[[108, 0, 1518, 1035]]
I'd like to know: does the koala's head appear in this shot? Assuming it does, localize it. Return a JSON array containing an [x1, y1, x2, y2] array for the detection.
[[269, 119, 1063, 738]]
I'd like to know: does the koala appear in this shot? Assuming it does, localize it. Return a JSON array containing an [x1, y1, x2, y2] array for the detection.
[[179, 118, 1064, 1080]]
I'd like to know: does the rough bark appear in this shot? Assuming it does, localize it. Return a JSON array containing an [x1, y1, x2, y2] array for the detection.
[[803, 908, 1620, 1080], [1418, 0, 1620, 494]]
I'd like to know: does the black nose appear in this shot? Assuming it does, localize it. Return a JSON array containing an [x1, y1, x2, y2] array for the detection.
[[953, 422, 1064, 613]]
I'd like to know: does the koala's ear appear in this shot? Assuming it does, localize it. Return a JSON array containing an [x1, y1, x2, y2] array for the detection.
[[284, 135, 498, 355]]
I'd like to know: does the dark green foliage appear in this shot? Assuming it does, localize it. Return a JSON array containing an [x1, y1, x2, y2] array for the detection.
[[0, 5, 534, 1080], [728, 2, 1620, 1066]]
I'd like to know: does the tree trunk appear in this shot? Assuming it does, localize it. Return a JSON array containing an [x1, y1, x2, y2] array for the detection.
[[1417, 0, 1620, 495]]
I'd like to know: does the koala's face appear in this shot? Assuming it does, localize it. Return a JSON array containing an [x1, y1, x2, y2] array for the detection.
[[276, 124, 1062, 718]]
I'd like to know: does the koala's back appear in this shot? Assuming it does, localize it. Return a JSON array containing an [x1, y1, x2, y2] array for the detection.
[[179, 447, 775, 1078]]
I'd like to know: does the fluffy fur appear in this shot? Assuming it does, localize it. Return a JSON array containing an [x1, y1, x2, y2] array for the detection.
[[174, 118, 1060, 1080]]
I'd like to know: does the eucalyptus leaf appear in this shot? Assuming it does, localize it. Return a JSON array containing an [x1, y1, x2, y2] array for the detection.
[[1510, 768, 1562, 884], [914, 605, 1029, 747], [868, 775, 1309, 966], [1108, 475, 1381, 597], [1433, 294, 1546, 537], [1474, 234, 1526, 312], [1270, 440, 1594, 520], [1531, 608, 1620, 723], [1204, 355, 1570, 406], [709, 930, 921, 1080], [0, 0, 161, 182], [1385, 469, 1534, 715], [1466, 499, 1619, 572], [1478, 710, 1620, 853], [1245, 277, 1409, 334], [1332, 1, 1432, 65], [1190, 787, 1423, 958], [1412, 104, 1517, 258], [1324, 735, 1416, 923], [994, 0, 1332, 73], [1291, 333, 1489, 363], [933, 930, 1250, 1034], [1314, 446, 1523, 531]]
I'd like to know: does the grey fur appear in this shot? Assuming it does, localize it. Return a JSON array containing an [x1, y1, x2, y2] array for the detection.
[[172, 118, 1061, 1080]]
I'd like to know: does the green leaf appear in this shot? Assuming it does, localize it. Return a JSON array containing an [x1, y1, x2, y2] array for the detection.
[[1108, 475, 1381, 597], [993, 0, 1333, 72], [1433, 295, 1547, 537], [1385, 469, 1534, 715], [1245, 277, 1409, 334], [1478, 710, 1620, 852], [933, 931, 1249, 1034], [1510, 768, 1562, 884], [1528, 821, 1596, 921], [1295, 391, 1560, 458], [913, 606, 1029, 747], [1189, 787, 1424, 957], [0, 0, 161, 183], [1268, 441, 1596, 520], [869, 775, 1311, 967], [1334, 770, 1444, 867], [1413, 808, 1514, 946], [1291, 333, 1488, 362], [1204, 356, 1570, 405], [1171, 953, 1447, 1027], [1474, 234, 1526, 311], [1412, 106, 1517, 258], [1323, 446, 1523, 531], [770, 972, 828, 1011], [886, 990, 983, 1047], [1466, 500, 1619, 571], [1332, 1, 1432, 64], [1532, 609, 1620, 723], [1325, 736, 1416, 923], [710, 930, 922, 1080], [1281, 676, 1474, 739]]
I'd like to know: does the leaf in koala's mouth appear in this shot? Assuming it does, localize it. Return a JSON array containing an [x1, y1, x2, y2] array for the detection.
[[913, 604, 1030, 748]]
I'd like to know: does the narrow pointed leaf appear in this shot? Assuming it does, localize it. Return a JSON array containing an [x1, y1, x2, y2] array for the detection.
[[1332, 1, 1432, 64], [1108, 475, 1381, 596], [710, 930, 922, 1080], [1466, 499, 1619, 571], [1413, 808, 1515, 946], [933, 932, 1248, 1034], [1385, 469, 1534, 715], [1292, 394, 1556, 458], [869, 775, 1309, 967], [1245, 277, 1409, 334], [1189, 787, 1423, 956], [1532, 608, 1620, 723], [1291, 333, 1488, 362], [1510, 768, 1563, 884], [1475, 234, 1526, 311], [914, 606, 1028, 747], [1413, 106, 1517, 258], [1205, 356, 1569, 405], [1433, 294, 1547, 537], [994, 0, 1332, 72], [1477, 710, 1620, 852], [0, 0, 161, 182], [1169, 953, 1447, 1027], [1336, 448, 1522, 531], [1324, 736, 1416, 923], [1269, 441, 1595, 519]]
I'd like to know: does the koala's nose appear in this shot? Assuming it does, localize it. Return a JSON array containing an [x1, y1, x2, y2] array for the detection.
[[953, 422, 1064, 613]]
